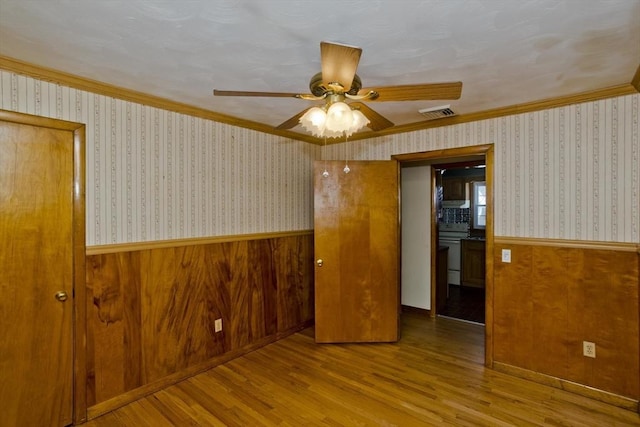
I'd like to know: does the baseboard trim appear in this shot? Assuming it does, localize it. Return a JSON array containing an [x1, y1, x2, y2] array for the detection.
[[493, 361, 639, 412], [401, 305, 431, 317], [86, 320, 314, 420]]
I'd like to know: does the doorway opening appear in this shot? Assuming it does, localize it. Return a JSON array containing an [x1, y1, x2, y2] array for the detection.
[[435, 162, 486, 325], [394, 144, 494, 366]]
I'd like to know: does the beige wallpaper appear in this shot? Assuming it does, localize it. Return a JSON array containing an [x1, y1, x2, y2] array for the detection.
[[324, 94, 639, 243], [0, 70, 318, 246], [2, 69, 638, 244]]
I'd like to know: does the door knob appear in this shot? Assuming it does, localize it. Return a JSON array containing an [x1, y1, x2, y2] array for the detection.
[[316, 259, 323, 267], [55, 291, 68, 302]]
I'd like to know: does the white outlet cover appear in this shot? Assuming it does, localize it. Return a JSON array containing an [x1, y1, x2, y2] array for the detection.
[[583, 341, 596, 358], [501, 249, 511, 263]]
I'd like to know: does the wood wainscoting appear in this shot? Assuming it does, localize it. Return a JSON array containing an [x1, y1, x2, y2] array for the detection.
[[493, 237, 639, 409], [85, 231, 314, 418]]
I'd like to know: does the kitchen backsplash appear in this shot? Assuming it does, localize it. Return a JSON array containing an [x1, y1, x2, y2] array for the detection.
[[441, 208, 470, 224]]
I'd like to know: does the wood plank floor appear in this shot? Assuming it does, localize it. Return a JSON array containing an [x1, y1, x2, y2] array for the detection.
[[83, 312, 639, 426]]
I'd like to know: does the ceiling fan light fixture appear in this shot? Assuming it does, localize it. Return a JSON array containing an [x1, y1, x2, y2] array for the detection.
[[325, 102, 353, 132], [322, 128, 346, 139], [299, 101, 370, 138], [303, 106, 327, 127], [350, 109, 369, 132], [299, 106, 326, 137]]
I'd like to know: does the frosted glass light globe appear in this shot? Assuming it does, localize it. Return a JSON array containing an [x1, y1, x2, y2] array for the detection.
[[325, 102, 353, 132]]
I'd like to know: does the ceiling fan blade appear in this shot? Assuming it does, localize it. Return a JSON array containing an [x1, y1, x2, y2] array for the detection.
[[214, 89, 304, 98], [349, 102, 394, 131], [320, 41, 362, 92], [362, 82, 463, 102], [275, 108, 311, 130]]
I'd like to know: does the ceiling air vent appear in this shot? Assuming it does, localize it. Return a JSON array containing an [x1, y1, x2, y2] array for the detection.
[[418, 105, 457, 121]]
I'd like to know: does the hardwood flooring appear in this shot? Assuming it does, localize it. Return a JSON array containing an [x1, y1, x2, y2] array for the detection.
[[83, 312, 639, 426], [439, 284, 485, 324]]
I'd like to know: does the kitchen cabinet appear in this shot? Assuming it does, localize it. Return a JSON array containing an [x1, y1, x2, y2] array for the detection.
[[442, 177, 467, 200], [461, 238, 485, 288]]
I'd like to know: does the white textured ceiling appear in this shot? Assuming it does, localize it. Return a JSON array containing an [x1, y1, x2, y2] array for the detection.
[[0, 0, 639, 138]]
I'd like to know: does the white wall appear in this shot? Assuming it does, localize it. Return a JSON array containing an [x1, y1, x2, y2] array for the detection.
[[0, 70, 319, 245], [401, 165, 432, 309], [324, 94, 640, 244]]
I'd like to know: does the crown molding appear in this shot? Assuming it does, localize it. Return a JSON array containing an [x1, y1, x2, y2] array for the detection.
[[338, 82, 638, 145], [0, 55, 318, 144], [631, 63, 640, 93], [1, 55, 638, 146]]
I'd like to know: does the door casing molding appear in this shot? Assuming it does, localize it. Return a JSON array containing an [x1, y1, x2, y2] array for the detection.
[[393, 144, 495, 367], [0, 109, 87, 423]]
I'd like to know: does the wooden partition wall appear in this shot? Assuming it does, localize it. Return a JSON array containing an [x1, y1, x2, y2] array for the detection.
[[492, 238, 639, 408], [85, 232, 314, 417]]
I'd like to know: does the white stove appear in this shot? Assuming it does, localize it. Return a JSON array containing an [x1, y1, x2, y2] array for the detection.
[[439, 222, 469, 238], [438, 223, 469, 286]]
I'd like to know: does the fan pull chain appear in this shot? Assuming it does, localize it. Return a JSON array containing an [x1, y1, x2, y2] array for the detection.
[[343, 134, 350, 174], [322, 137, 329, 178]]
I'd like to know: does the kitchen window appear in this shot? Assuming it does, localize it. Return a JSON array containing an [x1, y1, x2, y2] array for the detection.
[[472, 181, 486, 229]]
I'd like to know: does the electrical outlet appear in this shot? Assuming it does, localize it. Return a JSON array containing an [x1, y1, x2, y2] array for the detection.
[[501, 249, 511, 263], [214, 318, 223, 333], [583, 341, 596, 358]]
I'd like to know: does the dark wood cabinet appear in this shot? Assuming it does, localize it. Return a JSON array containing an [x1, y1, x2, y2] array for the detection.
[[442, 177, 467, 200], [436, 246, 449, 313], [461, 239, 485, 288]]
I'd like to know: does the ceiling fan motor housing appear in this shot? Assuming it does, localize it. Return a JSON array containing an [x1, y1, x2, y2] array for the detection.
[[309, 72, 362, 96]]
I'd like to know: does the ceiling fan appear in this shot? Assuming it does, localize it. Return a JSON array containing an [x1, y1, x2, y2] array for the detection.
[[213, 41, 462, 138]]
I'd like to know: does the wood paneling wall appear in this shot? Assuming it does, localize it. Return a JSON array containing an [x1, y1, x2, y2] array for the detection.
[[493, 240, 639, 400], [85, 233, 313, 408]]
